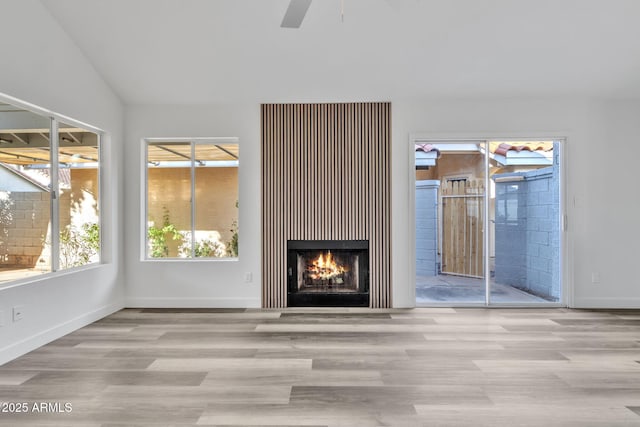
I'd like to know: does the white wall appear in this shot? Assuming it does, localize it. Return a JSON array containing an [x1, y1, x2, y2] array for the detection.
[[123, 97, 640, 309], [571, 100, 640, 307], [124, 97, 640, 309], [124, 105, 261, 307], [0, 0, 124, 364], [391, 97, 640, 308]]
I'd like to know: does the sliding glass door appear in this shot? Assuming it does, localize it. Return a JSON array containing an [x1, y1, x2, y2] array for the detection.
[[489, 141, 562, 304], [415, 142, 487, 304], [414, 139, 563, 306]]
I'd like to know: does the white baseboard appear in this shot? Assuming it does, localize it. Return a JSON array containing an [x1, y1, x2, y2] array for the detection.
[[125, 297, 262, 308], [0, 302, 124, 366], [572, 297, 640, 309]]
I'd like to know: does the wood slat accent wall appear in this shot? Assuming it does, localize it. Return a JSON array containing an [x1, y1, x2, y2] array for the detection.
[[261, 102, 391, 308]]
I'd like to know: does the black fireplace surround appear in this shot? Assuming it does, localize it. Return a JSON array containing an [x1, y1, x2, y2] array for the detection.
[[287, 240, 369, 307]]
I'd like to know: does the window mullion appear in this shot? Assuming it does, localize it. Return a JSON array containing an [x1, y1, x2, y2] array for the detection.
[[191, 142, 196, 258], [97, 133, 103, 262], [484, 140, 491, 306], [50, 118, 60, 272]]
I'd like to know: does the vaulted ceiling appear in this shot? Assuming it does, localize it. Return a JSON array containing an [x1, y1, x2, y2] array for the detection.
[[40, 0, 640, 105]]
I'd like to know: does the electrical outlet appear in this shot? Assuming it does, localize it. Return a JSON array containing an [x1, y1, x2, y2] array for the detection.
[[591, 272, 601, 284], [13, 305, 24, 322], [244, 272, 253, 283]]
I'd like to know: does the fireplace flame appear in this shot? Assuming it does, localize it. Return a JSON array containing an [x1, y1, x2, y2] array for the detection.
[[308, 251, 346, 280]]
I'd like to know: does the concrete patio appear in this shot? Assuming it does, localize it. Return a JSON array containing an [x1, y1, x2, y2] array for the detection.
[[417, 274, 549, 304]]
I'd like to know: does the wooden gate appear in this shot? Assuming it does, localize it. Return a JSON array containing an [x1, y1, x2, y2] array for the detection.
[[441, 179, 484, 278]]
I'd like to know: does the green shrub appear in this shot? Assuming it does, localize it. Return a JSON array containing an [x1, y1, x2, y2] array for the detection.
[[147, 209, 182, 258], [59, 222, 100, 268], [195, 238, 225, 257], [226, 200, 239, 257]]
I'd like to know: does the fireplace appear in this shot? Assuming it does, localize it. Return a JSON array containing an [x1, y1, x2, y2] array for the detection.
[[287, 240, 369, 307]]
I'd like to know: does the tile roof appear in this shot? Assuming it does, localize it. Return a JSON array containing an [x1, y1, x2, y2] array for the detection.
[[493, 142, 553, 156], [415, 144, 440, 154]]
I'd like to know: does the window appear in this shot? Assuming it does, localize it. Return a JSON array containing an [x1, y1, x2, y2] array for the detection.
[[496, 183, 521, 225], [57, 123, 101, 270], [0, 97, 102, 285], [144, 138, 239, 259]]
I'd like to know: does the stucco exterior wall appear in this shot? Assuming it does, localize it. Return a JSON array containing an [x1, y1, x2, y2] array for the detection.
[[147, 167, 238, 255]]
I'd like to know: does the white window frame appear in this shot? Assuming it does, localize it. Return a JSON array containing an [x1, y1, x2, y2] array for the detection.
[[0, 92, 104, 288], [142, 137, 239, 261]]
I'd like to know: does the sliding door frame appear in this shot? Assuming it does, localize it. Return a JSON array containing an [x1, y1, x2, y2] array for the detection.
[[409, 134, 568, 308]]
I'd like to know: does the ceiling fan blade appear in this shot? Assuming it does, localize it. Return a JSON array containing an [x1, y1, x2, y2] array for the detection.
[[281, 0, 312, 28]]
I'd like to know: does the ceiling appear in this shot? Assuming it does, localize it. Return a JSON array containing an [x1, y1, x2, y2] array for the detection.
[[40, 0, 640, 105]]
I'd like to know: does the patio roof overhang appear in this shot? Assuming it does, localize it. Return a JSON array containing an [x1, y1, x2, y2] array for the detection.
[[146, 142, 239, 167], [0, 127, 99, 167]]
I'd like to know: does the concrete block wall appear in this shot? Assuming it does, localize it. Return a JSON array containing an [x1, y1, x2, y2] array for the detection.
[[493, 142, 560, 300], [494, 180, 527, 286], [415, 180, 439, 276], [524, 166, 560, 299], [0, 191, 51, 268], [0, 190, 75, 270]]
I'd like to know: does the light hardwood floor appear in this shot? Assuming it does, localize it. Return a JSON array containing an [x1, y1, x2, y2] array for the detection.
[[1, 307, 640, 426]]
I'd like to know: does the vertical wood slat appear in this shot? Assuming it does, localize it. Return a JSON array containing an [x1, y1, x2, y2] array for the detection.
[[261, 102, 391, 308]]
